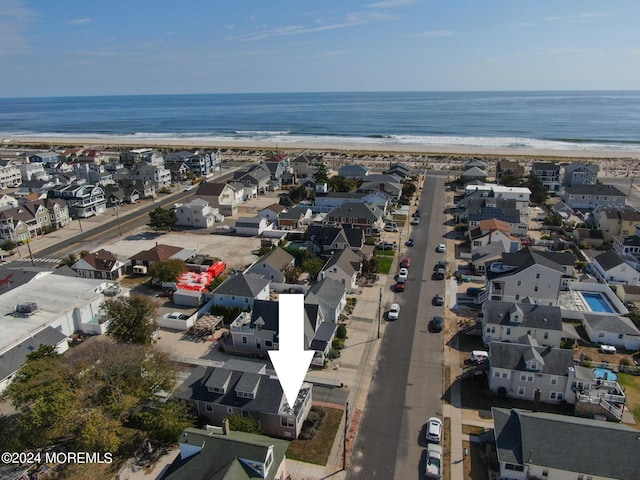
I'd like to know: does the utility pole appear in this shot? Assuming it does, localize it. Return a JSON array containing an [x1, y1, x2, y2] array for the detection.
[[114, 203, 122, 237], [343, 401, 350, 470], [25, 238, 35, 266], [377, 287, 382, 339]]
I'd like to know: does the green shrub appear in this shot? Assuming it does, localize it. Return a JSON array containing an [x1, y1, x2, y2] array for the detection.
[[336, 325, 347, 339], [332, 338, 345, 350], [326, 349, 341, 360]]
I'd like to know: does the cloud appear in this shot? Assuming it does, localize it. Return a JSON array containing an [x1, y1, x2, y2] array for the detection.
[[406, 30, 455, 39], [69, 17, 91, 25], [545, 12, 611, 24], [0, 0, 35, 56], [367, 0, 416, 8]]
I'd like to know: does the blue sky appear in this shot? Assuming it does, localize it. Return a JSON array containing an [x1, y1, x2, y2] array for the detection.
[[1, 0, 640, 97]]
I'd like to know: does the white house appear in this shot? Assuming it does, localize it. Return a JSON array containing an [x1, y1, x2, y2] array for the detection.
[[207, 273, 270, 309], [563, 184, 627, 210], [175, 199, 221, 229], [581, 312, 640, 351], [234, 216, 271, 236], [320, 248, 361, 294], [591, 249, 640, 285], [245, 248, 295, 283]]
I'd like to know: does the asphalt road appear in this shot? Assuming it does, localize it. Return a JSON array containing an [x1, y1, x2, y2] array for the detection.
[[347, 175, 447, 480]]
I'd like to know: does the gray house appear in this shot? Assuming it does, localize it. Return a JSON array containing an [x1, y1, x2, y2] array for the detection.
[[563, 184, 627, 210], [245, 248, 295, 283], [175, 362, 312, 439], [208, 273, 270, 309], [492, 407, 640, 479], [338, 164, 370, 179], [563, 162, 599, 187]]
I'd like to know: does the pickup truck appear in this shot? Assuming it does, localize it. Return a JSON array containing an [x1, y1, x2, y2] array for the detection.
[[425, 444, 443, 479]]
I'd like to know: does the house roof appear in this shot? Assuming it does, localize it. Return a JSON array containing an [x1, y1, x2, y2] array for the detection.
[[565, 184, 626, 196], [235, 216, 266, 228], [0, 326, 67, 381], [212, 273, 270, 298], [467, 208, 521, 225], [260, 203, 286, 214], [307, 277, 347, 308], [483, 300, 563, 331], [130, 244, 185, 263], [310, 321, 338, 351], [278, 206, 310, 220], [593, 249, 625, 271], [162, 427, 289, 480], [575, 228, 604, 240], [322, 248, 361, 277], [492, 407, 640, 479], [489, 341, 573, 375], [250, 248, 294, 272], [531, 162, 560, 172], [73, 249, 121, 272], [196, 182, 232, 197], [487, 247, 574, 280], [582, 313, 640, 336], [462, 166, 488, 178], [478, 218, 512, 233], [327, 202, 382, 222]]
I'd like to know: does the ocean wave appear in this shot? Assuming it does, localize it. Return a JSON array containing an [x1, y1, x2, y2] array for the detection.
[[2, 130, 640, 152]]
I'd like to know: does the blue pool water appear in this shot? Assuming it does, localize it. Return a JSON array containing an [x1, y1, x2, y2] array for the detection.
[[592, 368, 618, 381], [582, 292, 615, 313]]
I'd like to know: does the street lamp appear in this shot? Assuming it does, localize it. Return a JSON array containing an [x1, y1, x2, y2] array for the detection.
[[114, 203, 122, 237], [377, 287, 382, 339]]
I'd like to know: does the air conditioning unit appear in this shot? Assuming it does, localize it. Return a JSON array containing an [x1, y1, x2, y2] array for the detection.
[[16, 302, 38, 314]]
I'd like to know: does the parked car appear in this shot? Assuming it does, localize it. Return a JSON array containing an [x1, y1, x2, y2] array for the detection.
[[436, 243, 446, 253], [466, 287, 484, 297], [470, 350, 489, 363], [405, 238, 415, 247], [398, 267, 409, 282], [434, 268, 445, 280], [414, 209, 422, 216], [425, 444, 443, 479], [376, 241, 395, 250], [411, 217, 420, 226], [433, 260, 446, 271], [425, 417, 443, 443], [400, 257, 411, 268], [384, 222, 399, 232], [388, 303, 400, 320], [431, 316, 444, 332], [183, 185, 193, 191], [600, 344, 617, 354], [433, 293, 445, 306], [395, 281, 406, 292]]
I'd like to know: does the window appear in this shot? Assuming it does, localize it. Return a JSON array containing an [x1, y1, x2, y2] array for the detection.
[[544, 332, 549, 339], [527, 330, 531, 335], [494, 371, 500, 377], [517, 280, 522, 286], [534, 286, 539, 292], [242, 336, 248, 344], [515, 294, 520, 300], [530, 361, 538, 370], [502, 372, 508, 378], [551, 377, 558, 385], [205, 403, 213, 412], [536, 273, 541, 279], [265, 340, 273, 347], [280, 417, 295, 428], [598, 332, 605, 338], [619, 334, 624, 339], [227, 407, 233, 414], [506, 328, 511, 335]]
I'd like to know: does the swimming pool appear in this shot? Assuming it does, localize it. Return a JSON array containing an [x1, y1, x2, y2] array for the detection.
[[581, 292, 615, 313], [592, 368, 618, 381]]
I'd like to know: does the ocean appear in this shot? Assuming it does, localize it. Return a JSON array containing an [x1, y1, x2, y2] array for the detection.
[[1, 91, 640, 152]]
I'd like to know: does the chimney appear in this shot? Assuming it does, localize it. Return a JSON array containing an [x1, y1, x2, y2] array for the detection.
[[222, 418, 230, 435]]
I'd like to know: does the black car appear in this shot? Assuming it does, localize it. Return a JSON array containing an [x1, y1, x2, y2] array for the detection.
[[431, 316, 444, 332], [466, 287, 484, 297]]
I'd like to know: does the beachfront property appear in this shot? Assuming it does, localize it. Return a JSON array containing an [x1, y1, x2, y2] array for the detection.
[[161, 424, 289, 480], [175, 361, 313, 439], [531, 162, 561, 192], [481, 301, 565, 347], [162, 150, 221, 177], [460, 165, 489, 183], [387, 162, 411, 179], [563, 162, 599, 187], [338, 164, 371, 179], [563, 183, 627, 210], [593, 205, 640, 243], [495, 159, 524, 181], [492, 407, 639, 479]]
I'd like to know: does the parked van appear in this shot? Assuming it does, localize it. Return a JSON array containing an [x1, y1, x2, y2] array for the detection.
[[470, 350, 489, 363]]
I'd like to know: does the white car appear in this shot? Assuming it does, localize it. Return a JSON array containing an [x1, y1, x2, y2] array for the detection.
[[388, 303, 400, 320], [425, 417, 443, 443], [436, 243, 446, 253], [425, 444, 443, 479], [184, 185, 193, 191]]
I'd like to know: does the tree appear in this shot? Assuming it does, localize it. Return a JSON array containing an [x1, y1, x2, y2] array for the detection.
[[148, 207, 178, 231], [313, 163, 330, 183], [401, 182, 417, 197], [58, 253, 78, 268], [102, 295, 159, 344], [301, 257, 325, 280], [226, 414, 263, 434], [328, 175, 359, 192], [288, 184, 308, 203], [207, 274, 228, 292], [0, 239, 17, 253], [526, 174, 549, 204], [133, 401, 195, 444], [279, 194, 293, 206], [148, 258, 187, 283], [498, 173, 524, 187]]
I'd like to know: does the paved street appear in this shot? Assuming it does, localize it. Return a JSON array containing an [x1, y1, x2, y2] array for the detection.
[[347, 175, 447, 480]]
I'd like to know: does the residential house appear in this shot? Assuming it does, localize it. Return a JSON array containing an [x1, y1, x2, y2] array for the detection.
[[387, 162, 411, 179], [291, 155, 317, 177], [358, 180, 402, 200], [245, 248, 295, 283], [315, 191, 390, 213], [613, 234, 640, 259], [338, 164, 370, 179], [563, 162, 599, 187], [305, 224, 364, 253], [0, 162, 21, 188], [460, 166, 488, 183], [161, 425, 289, 480], [591, 249, 639, 285], [572, 228, 604, 248], [28, 151, 61, 164], [17, 162, 47, 182], [235, 216, 271, 236], [277, 206, 312, 230], [0, 193, 18, 210], [463, 197, 528, 237], [14, 178, 57, 197], [462, 184, 531, 209], [581, 312, 640, 351], [468, 218, 521, 254], [325, 202, 384, 235], [258, 203, 287, 223], [464, 159, 487, 170], [481, 300, 565, 347], [208, 273, 270, 309], [563, 184, 627, 210], [225, 299, 337, 367], [175, 199, 221, 229], [484, 247, 576, 305], [131, 161, 172, 190], [233, 164, 271, 193], [492, 407, 640, 480], [194, 181, 241, 216], [164, 150, 220, 177], [104, 186, 140, 206], [495, 159, 524, 182], [531, 162, 561, 191], [489, 337, 574, 404], [306, 277, 347, 323], [0, 199, 70, 241], [71, 249, 126, 280], [129, 244, 196, 274], [320, 248, 361, 294], [593, 206, 640, 243], [48, 183, 106, 218], [166, 161, 191, 183], [175, 362, 312, 439], [470, 242, 509, 274], [263, 155, 290, 181]]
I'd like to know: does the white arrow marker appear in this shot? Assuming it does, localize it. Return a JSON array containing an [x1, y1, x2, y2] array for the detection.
[[269, 294, 314, 409]]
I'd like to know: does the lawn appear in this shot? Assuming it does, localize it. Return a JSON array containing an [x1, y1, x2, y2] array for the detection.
[[616, 373, 640, 424], [375, 255, 394, 274], [286, 406, 343, 465]]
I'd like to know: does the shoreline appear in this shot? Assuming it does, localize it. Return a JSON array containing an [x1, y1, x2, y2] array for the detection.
[[3, 136, 640, 161]]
